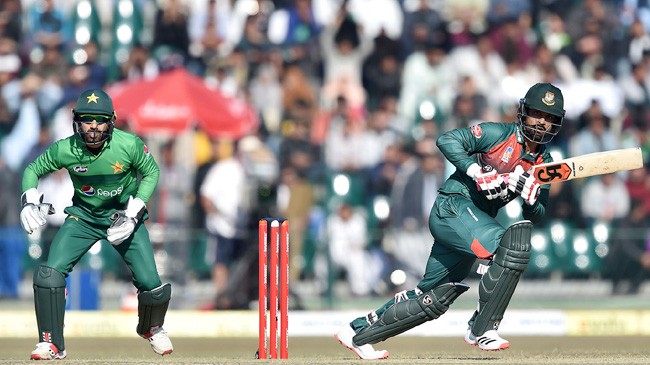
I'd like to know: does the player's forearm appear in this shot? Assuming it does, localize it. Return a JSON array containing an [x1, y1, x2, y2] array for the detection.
[[436, 129, 477, 174], [522, 203, 545, 224], [135, 171, 159, 203], [21, 165, 41, 192], [521, 189, 548, 223]]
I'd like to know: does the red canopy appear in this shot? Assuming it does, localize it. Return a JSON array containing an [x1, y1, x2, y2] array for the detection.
[[107, 68, 258, 139]]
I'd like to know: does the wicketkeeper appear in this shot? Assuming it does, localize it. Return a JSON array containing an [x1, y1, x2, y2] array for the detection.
[[20, 89, 173, 360], [336, 83, 565, 359]]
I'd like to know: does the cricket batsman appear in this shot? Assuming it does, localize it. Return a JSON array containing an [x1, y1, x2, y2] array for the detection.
[[336, 82, 565, 359], [20, 89, 173, 360]]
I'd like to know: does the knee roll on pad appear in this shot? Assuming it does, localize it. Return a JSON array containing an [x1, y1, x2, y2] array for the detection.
[[353, 282, 470, 346], [471, 220, 531, 336], [136, 283, 172, 335], [33, 265, 67, 350], [493, 220, 532, 271]]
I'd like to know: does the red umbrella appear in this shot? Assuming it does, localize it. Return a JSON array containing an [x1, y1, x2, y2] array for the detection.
[[107, 67, 258, 138]]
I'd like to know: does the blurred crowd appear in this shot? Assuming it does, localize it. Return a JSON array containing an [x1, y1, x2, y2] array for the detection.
[[2, 0, 650, 307]]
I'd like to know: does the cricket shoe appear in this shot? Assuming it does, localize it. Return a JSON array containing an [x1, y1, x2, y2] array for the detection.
[[142, 326, 173, 355], [30, 342, 67, 360], [335, 324, 389, 360], [465, 329, 509, 351]]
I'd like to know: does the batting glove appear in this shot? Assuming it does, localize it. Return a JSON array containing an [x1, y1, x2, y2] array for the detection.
[[467, 163, 508, 200], [107, 196, 146, 245], [20, 188, 55, 234], [508, 165, 540, 206]]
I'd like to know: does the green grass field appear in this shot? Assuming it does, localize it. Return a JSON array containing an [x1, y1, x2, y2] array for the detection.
[[1, 336, 649, 364]]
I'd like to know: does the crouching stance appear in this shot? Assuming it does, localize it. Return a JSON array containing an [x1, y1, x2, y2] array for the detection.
[[335, 83, 563, 359], [21, 89, 173, 359]]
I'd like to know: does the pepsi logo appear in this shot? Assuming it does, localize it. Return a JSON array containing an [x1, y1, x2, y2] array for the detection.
[[81, 185, 95, 196]]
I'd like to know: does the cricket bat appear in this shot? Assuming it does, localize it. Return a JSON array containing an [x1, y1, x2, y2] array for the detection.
[[522, 147, 644, 185]]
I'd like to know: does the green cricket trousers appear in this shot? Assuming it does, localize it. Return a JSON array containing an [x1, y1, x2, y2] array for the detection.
[[45, 215, 161, 291]]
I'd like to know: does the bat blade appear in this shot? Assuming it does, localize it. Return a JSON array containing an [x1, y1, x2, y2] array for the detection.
[[532, 147, 643, 185]]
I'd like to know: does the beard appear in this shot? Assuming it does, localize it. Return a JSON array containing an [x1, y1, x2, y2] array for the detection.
[[83, 130, 107, 146]]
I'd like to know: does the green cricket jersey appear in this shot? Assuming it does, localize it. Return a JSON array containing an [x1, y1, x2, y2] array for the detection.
[[436, 122, 553, 222], [22, 129, 159, 220]]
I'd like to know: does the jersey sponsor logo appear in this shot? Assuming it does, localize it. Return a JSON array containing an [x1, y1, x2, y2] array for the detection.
[[471, 124, 482, 138], [73, 166, 88, 173], [81, 185, 124, 197], [501, 147, 514, 163], [81, 185, 95, 196], [111, 160, 125, 174], [97, 185, 124, 197]]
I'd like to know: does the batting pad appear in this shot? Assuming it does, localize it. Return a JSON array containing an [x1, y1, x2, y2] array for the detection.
[[33, 265, 67, 351], [136, 283, 172, 335], [353, 282, 470, 345], [471, 220, 531, 336]]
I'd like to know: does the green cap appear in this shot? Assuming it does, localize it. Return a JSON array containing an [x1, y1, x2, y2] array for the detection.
[[73, 89, 114, 116], [522, 83, 565, 117]]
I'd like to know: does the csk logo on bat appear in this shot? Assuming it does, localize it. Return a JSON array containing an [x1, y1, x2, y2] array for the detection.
[[534, 162, 572, 183]]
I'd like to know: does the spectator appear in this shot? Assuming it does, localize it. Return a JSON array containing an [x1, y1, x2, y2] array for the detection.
[[326, 202, 378, 296], [149, 140, 192, 285], [569, 107, 619, 157], [447, 75, 490, 130], [121, 43, 160, 81], [277, 166, 314, 281], [187, 0, 228, 67], [399, 35, 457, 125], [324, 109, 365, 173], [0, 0, 22, 44], [278, 118, 315, 171], [399, 0, 446, 59], [200, 137, 249, 309], [278, 0, 323, 77], [152, 0, 190, 58], [0, 156, 24, 299], [26, 0, 70, 50], [363, 53, 401, 111], [625, 166, 650, 217], [448, 32, 508, 111], [250, 63, 284, 137], [580, 173, 631, 227], [607, 200, 650, 295], [619, 62, 650, 109]]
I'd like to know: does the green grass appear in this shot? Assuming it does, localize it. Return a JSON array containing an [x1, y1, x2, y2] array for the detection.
[[1, 336, 649, 364]]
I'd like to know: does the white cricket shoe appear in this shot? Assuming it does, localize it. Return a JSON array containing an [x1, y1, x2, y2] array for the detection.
[[142, 326, 173, 355], [465, 329, 510, 351], [335, 324, 389, 360], [30, 342, 67, 360], [464, 328, 478, 346]]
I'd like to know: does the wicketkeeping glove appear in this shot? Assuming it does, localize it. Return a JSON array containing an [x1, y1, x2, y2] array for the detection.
[[20, 188, 55, 234], [107, 196, 146, 245], [508, 165, 540, 206], [466, 163, 508, 200]]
